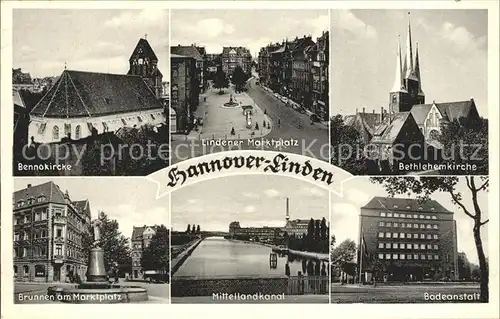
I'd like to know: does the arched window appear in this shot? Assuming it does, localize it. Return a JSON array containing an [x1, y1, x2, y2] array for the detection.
[[14, 265, 18, 275], [75, 125, 81, 139], [53, 125, 60, 140], [23, 265, 29, 276]]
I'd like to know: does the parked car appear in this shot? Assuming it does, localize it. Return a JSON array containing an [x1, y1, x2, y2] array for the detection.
[[197, 117, 204, 126], [281, 97, 289, 104], [274, 93, 280, 99]]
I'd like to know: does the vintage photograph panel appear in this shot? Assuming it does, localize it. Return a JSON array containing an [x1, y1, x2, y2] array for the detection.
[[330, 10, 488, 176], [170, 175, 330, 303], [12, 178, 170, 304], [330, 176, 489, 303], [13, 9, 170, 177], [170, 9, 330, 164]]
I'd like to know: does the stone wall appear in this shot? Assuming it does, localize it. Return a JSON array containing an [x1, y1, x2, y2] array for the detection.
[[171, 276, 288, 297]]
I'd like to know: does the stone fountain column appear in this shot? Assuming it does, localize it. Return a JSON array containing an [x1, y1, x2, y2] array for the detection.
[[86, 216, 107, 283]]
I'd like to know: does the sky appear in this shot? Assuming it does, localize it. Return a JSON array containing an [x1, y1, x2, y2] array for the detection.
[[331, 9, 488, 117], [171, 175, 329, 232], [13, 9, 169, 79], [331, 177, 489, 265], [171, 9, 328, 57], [13, 178, 170, 242]]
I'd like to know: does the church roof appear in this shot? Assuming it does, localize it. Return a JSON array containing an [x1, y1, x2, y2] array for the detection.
[[412, 99, 476, 124], [371, 112, 413, 144], [30, 70, 163, 118], [171, 46, 203, 61], [362, 196, 451, 213], [129, 38, 158, 62], [410, 104, 433, 126]]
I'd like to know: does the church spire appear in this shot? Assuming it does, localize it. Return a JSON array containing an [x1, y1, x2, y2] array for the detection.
[[391, 36, 405, 92], [404, 12, 413, 78], [414, 42, 424, 96]]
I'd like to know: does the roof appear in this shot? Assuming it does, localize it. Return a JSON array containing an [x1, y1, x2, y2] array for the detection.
[[171, 53, 194, 59], [171, 46, 203, 61], [371, 112, 412, 144], [411, 99, 477, 124], [129, 38, 158, 62], [73, 199, 91, 217], [132, 225, 157, 240], [222, 46, 251, 56], [13, 90, 24, 108], [285, 219, 312, 228], [30, 70, 163, 118], [13, 181, 67, 207], [362, 196, 452, 213], [410, 104, 433, 126]]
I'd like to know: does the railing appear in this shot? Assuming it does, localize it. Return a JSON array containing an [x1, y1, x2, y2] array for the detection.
[[53, 215, 67, 224], [287, 276, 329, 295]]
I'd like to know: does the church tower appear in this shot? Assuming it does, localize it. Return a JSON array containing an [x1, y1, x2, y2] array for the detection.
[[128, 36, 163, 98], [389, 13, 425, 113]]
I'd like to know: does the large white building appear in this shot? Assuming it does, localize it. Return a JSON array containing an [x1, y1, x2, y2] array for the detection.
[[28, 38, 166, 144]]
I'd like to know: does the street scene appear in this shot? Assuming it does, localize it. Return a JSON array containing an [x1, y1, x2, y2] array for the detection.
[[12, 9, 170, 176], [330, 176, 488, 303], [330, 10, 488, 175], [13, 178, 170, 304], [170, 10, 329, 164], [170, 175, 330, 303]]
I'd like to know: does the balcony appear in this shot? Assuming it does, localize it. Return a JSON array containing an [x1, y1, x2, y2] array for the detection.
[[53, 255, 64, 264], [52, 215, 67, 224], [54, 237, 65, 244]]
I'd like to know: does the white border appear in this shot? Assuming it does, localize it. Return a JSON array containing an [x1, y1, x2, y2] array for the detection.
[[1, 1, 498, 319]]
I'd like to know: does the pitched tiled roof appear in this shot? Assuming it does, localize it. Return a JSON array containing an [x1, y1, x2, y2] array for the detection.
[[435, 100, 476, 122], [411, 99, 477, 124], [171, 46, 203, 61], [30, 70, 163, 118], [410, 104, 433, 126], [362, 196, 452, 213], [371, 112, 412, 144], [222, 46, 251, 56], [13, 90, 24, 108], [73, 199, 91, 217], [132, 225, 157, 240], [129, 38, 158, 62], [13, 181, 66, 207]]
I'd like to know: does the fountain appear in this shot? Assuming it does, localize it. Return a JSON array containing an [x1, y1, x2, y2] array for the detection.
[[47, 213, 149, 303], [223, 94, 239, 107]]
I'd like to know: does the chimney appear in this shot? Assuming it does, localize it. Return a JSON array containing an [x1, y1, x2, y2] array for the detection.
[[373, 109, 375, 114], [27, 184, 32, 188]]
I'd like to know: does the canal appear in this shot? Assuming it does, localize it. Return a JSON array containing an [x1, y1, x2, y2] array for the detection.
[[174, 237, 327, 278]]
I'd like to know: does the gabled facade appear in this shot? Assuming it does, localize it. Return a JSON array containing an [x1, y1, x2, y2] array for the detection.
[[131, 225, 157, 280], [13, 182, 91, 283]]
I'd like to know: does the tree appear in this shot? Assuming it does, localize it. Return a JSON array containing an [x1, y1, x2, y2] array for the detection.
[[331, 239, 356, 265], [306, 218, 315, 250], [213, 67, 229, 94], [320, 218, 328, 241], [82, 212, 131, 276], [141, 225, 170, 281], [438, 117, 488, 175], [330, 115, 369, 174], [186, 224, 191, 233], [231, 66, 249, 92], [370, 176, 489, 302], [196, 225, 200, 233]]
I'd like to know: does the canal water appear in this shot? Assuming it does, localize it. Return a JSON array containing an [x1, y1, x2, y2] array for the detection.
[[174, 237, 327, 278]]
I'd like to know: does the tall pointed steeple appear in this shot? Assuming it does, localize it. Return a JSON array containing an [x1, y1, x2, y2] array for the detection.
[[414, 42, 424, 96], [404, 12, 413, 78], [391, 36, 405, 92]]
